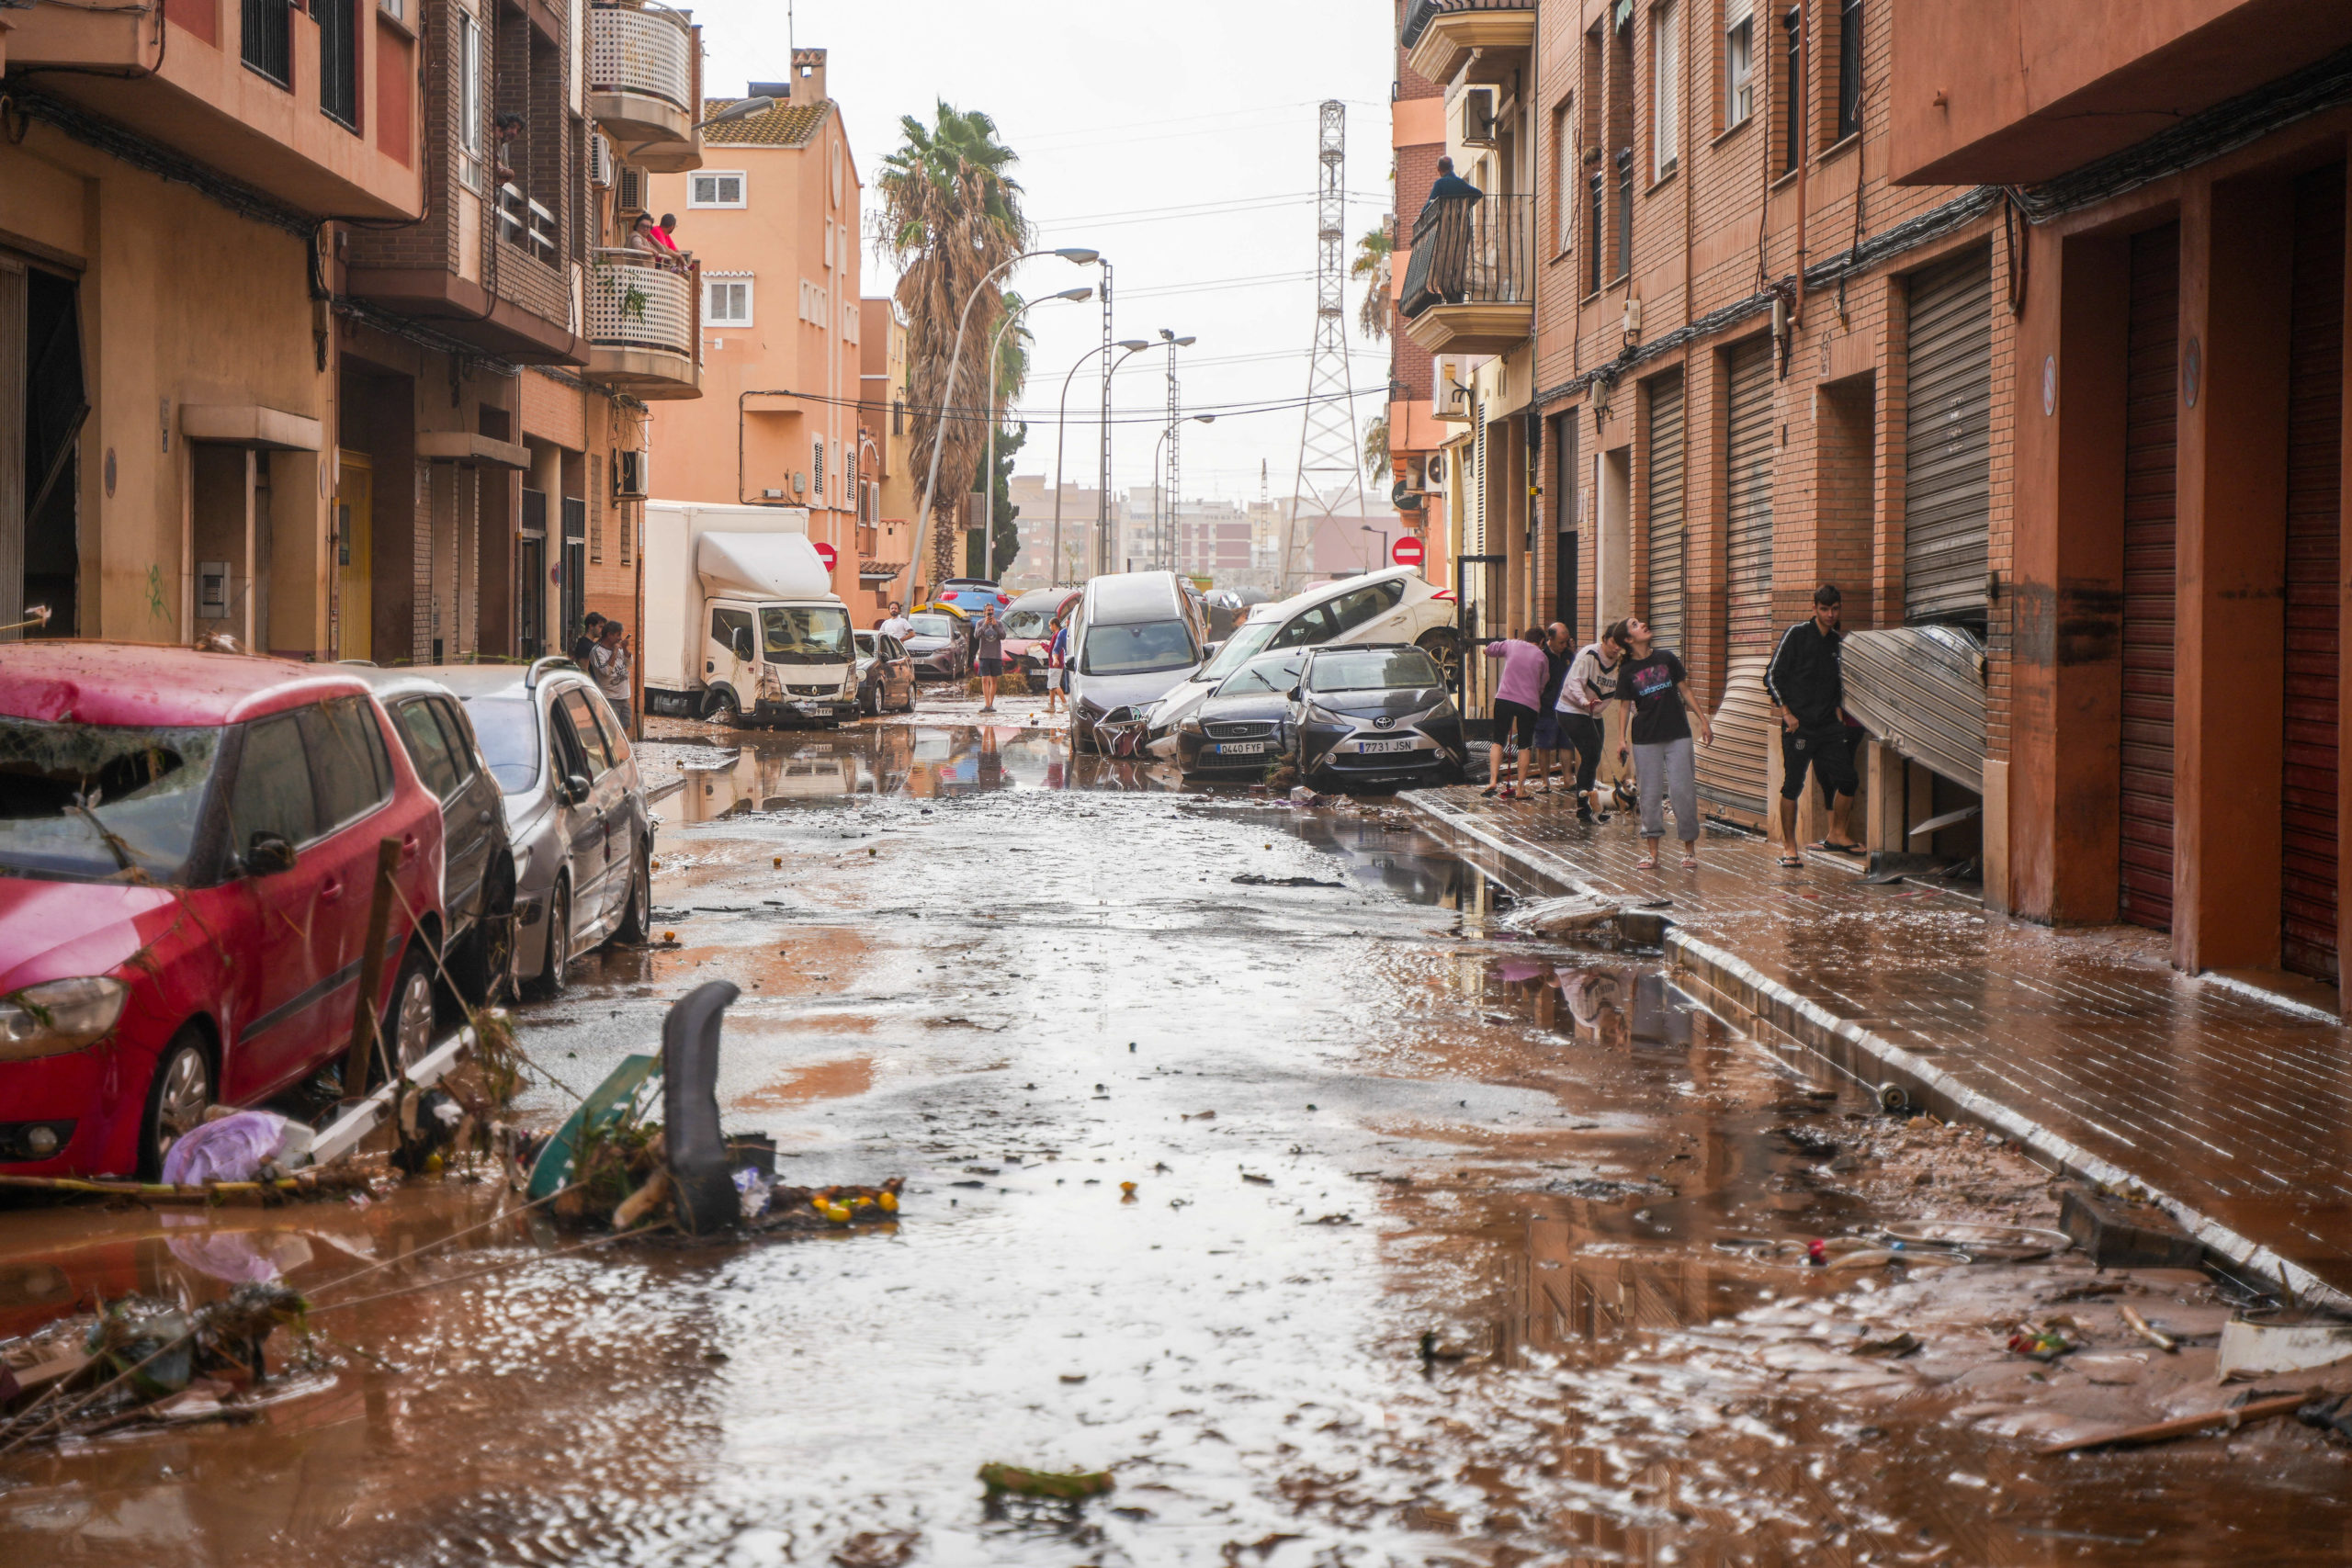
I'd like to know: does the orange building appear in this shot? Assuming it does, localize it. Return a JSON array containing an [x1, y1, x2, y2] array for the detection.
[[642, 50, 898, 610]]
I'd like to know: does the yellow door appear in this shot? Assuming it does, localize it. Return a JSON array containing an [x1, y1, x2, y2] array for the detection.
[[335, 451, 372, 662]]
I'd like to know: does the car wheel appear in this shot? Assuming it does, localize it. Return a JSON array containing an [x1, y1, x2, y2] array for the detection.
[[613, 840, 651, 945], [382, 945, 437, 1083], [448, 912, 514, 1010], [707, 688, 745, 728], [139, 1030, 214, 1179], [860, 682, 878, 716], [1417, 628, 1464, 692], [526, 879, 571, 1000]]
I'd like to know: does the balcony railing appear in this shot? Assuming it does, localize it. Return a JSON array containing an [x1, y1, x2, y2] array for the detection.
[[497, 183, 560, 267], [587, 249, 695, 361], [588, 4, 694, 112], [1400, 0, 1532, 49], [242, 0, 292, 86], [1398, 194, 1532, 321]]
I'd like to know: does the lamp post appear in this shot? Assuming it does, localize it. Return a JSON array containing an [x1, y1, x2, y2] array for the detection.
[[627, 95, 775, 159], [1053, 337, 1152, 583], [910, 246, 1100, 601], [1360, 523, 1390, 572], [1152, 414, 1216, 575], [979, 286, 1092, 582]]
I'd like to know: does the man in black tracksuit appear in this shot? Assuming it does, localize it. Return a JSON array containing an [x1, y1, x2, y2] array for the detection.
[[1763, 582, 1860, 865]]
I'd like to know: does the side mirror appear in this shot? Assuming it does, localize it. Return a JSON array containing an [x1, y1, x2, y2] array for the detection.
[[244, 832, 297, 876], [731, 627, 755, 662], [563, 773, 592, 805], [1286, 686, 1304, 702], [1200, 641, 1224, 663]]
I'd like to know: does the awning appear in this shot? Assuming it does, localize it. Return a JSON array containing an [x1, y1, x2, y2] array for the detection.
[[1839, 625, 1986, 792], [416, 431, 531, 469], [179, 404, 322, 451], [859, 560, 908, 582]]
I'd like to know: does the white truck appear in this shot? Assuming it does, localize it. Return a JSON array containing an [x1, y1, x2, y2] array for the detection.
[[641, 501, 859, 727]]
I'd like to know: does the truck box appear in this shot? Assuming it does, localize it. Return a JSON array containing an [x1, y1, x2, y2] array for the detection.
[[642, 501, 809, 695]]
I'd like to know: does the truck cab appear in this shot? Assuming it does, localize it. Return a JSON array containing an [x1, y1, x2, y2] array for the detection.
[[702, 595, 857, 728]]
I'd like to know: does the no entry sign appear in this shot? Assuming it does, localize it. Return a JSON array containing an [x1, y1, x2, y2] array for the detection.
[[812, 540, 839, 572], [1392, 535, 1425, 569]]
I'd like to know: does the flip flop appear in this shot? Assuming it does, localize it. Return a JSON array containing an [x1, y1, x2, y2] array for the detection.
[[1681, 852, 1699, 869], [1811, 840, 1863, 855], [1634, 854, 1658, 870], [1480, 784, 1500, 797], [1778, 853, 1804, 868]]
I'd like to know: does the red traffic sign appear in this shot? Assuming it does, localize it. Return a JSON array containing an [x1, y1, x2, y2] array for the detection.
[[812, 540, 839, 572], [1392, 535, 1425, 568]]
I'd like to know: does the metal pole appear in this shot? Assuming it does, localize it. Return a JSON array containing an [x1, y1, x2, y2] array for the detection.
[[1097, 262, 1114, 576], [1056, 340, 1151, 583]]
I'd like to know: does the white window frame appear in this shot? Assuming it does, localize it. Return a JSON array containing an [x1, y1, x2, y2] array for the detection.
[[689, 170, 748, 209], [811, 439, 826, 500], [703, 272, 753, 328], [1724, 0, 1755, 128], [458, 9, 482, 187], [1653, 0, 1680, 180]]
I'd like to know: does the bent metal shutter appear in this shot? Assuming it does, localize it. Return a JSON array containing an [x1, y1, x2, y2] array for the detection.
[[1645, 372, 1686, 654], [1902, 245, 1992, 623]]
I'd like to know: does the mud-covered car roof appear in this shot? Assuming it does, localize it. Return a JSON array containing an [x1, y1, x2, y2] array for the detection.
[[0, 642, 374, 728]]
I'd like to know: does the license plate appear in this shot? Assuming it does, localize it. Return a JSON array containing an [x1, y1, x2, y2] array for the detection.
[[1214, 740, 1272, 755], [1358, 739, 1417, 754]]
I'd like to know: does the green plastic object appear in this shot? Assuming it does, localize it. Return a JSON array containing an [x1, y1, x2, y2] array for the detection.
[[527, 1054, 661, 1200]]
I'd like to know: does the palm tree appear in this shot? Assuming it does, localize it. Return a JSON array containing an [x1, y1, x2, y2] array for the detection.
[[876, 102, 1031, 592], [1351, 223, 1394, 342], [1363, 412, 1389, 481]]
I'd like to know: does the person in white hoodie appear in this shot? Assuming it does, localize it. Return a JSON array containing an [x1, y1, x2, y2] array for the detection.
[[1553, 625, 1624, 825]]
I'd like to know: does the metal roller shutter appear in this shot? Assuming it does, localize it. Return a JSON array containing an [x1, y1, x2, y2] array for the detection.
[[2283, 167, 2345, 981], [1902, 246, 1992, 624], [2119, 223, 2179, 933], [1645, 373, 1685, 653], [1724, 336, 1776, 660]]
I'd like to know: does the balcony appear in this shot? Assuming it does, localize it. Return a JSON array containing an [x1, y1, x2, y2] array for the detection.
[[1398, 195, 1533, 357], [583, 250, 701, 399], [498, 182, 561, 268], [587, 4, 703, 175], [1400, 0, 1532, 88]]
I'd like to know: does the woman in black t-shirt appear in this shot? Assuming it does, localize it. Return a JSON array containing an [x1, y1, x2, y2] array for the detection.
[[1609, 617, 1713, 870]]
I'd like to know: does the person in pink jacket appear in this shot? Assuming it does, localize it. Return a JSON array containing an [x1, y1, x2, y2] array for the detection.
[[1480, 627, 1554, 800]]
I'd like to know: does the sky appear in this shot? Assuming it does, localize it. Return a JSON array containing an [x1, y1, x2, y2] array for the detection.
[[684, 0, 1398, 510]]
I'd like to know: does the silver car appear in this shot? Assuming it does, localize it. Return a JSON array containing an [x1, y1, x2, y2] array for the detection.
[[412, 660, 653, 997]]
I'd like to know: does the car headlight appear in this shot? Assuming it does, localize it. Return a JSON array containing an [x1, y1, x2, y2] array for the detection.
[[0, 977, 130, 1061], [1303, 701, 1347, 728], [1176, 717, 1203, 736], [1076, 697, 1104, 721]]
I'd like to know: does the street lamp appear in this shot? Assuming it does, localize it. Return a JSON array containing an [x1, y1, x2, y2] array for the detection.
[[1360, 523, 1390, 571], [980, 286, 1093, 582], [910, 246, 1101, 599], [1054, 338, 1152, 583], [1153, 414, 1216, 574], [626, 96, 775, 160]]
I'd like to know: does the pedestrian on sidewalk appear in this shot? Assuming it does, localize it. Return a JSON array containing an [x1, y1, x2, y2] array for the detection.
[[571, 610, 606, 672], [1480, 627, 1552, 800], [1042, 616, 1070, 717], [1527, 623, 1574, 795], [1611, 616, 1713, 869], [1556, 624, 1624, 825], [879, 601, 913, 642], [592, 618, 634, 733], [1764, 582, 1861, 867], [972, 602, 1008, 713]]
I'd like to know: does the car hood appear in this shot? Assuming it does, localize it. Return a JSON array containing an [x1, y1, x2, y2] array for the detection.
[[0, 877, 188, 993], [903, 636, 953, 653], [1073, 667, 1197, 716], [1194, 691, 1292, 725], [1147, 670, 1223, 732], [1303, 684, 1451, 720]]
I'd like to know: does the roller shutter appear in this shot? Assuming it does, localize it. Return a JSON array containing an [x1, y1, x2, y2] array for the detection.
[[1645, 372, 1685, 653], [1724, 336, 1776, 661], [2119, 223, 2179, 933], [1902, 246, 1992, 624], [2283, 168, 2344, 981]]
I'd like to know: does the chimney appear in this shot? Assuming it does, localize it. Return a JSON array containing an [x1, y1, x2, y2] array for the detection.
[[790, 47, 826, 102]]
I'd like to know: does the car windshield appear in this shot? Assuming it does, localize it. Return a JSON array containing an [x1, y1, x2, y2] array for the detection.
[[1216, 653, 1303, 698], [762, 605, 854, 664], [0, 717, 224, 881], [854, 632, 877, 656], [1080, 619, 1198, 677], [462, 696, 541, 793], [1195, 619, 1279, 683], [907, 615, 956, 639], [1307, 649, 1442, 693], [1001, 607, 1058, 637]]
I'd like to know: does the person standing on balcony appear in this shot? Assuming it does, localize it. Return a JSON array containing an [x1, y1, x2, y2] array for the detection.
[[1428, 155, 1482, 202], [1422, 157, 1484, 307]]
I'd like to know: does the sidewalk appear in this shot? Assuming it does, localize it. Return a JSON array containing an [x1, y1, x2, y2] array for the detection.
[[1404, 783, 2352, 1311]]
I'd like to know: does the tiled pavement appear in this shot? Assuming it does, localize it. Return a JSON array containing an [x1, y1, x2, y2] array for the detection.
[[1405, 783, 2352, 1310]]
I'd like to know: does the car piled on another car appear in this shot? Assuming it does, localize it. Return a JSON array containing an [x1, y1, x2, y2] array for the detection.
[[1172, 651, 1303, 779]]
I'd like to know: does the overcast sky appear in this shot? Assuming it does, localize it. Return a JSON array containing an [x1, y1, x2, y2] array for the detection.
[[685, 0, 1397, 509]]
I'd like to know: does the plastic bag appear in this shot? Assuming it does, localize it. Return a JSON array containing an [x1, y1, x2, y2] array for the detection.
[[161, 1110, 292, 1186]]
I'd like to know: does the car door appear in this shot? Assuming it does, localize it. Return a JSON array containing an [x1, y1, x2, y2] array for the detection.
[[294, 697, 409, 1085], [219, 709, 330, 1101], [1267, 600, 1342, 651], [586, 690, 645, 886], [543, 686, 605, 942], [1329, 582, 1406, 643], [709, 605, 756, 707], [555, 688, 625, 934], [885, 637, 914, 706], [435, 695, 506, 918], [390, 696, 488, 935]]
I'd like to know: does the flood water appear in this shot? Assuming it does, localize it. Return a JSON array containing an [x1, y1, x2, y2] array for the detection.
[[4, 716, 2346, 1565]]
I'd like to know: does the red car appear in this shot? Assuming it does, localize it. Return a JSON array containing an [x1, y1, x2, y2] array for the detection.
[[0, 644, 447, 1178]]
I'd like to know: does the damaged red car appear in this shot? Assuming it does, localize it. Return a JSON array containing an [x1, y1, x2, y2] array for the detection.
[[0, 644, 447, 1179]]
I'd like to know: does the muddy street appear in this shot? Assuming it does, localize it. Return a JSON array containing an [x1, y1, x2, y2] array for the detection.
[[5, 717, 2348, 1566]]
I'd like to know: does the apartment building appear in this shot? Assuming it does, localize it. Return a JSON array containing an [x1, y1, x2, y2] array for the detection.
[[642, 52, 877, 607], [1386, 2, 1458, 604], [854, 296, 914, 610]]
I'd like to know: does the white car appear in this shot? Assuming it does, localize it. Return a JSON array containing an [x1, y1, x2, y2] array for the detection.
[[1146, 569, 1457, 750]]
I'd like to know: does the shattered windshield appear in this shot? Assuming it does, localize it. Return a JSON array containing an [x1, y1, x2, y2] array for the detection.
[[763, 606, 854, 665], [907, 615, 957, 640], [462, 696, 541, 794], [1308, 649, 1442, 693], [0, 717, 224, 881], [1216, 653, 1303, 698], [1001, 606, 1062, 638], [1080, 619, 1197, 677], [1195, 619, 1278, 683]]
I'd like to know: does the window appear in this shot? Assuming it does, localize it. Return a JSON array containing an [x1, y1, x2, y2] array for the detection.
[[432, 700, 478, 784], [705, 274, 752, 327], [392, 699, 464, 799], [1588, 164, 1606, 294], [557, 691, 614, 777], [318, 0, 358, 130], [1616, 148, 1634, 277], [590, 694, 631, 763], [458, 10, 482, 186], [711, 606, 754, 660], [1781, 5, 1803, 173], [1836, 0, 1862, 142], [1653, 0, 1679, 179], [241, 0, 292, 86], [1551, 99, 1573, 254], [300, 697, 392, 831], [1724, 0, 1755, 127], [811, 439, 825, 499], [230, 715, 317, 858], [690, 171, 746, 208]]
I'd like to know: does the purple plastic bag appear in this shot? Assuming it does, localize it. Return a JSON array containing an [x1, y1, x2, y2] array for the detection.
[[160, 1111, 290, 1187]]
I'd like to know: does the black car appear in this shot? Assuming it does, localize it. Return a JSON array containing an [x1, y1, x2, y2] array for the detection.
[[1285, 644, 1466, 791], [1174, 650, 1302, 778]]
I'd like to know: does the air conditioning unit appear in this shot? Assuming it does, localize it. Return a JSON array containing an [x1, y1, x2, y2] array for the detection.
[[613, 448, 648, 500], [615, 164, 648, 218], [1456, 87, 1498, 148], [587, 131, 613, 189], [1431, 356, 1472, 421]]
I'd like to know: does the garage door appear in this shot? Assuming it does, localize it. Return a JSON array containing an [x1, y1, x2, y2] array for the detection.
[[1645, 372, 1685, 654], [2284, 168, 2345, 980], [1724, 336, 1776, 661], [1903, 246, 1992, 624], [2119, 223, 2180, 933]]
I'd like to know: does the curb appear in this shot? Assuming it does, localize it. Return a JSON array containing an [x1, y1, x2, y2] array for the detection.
[[1402, 789, 2352, 1314]]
